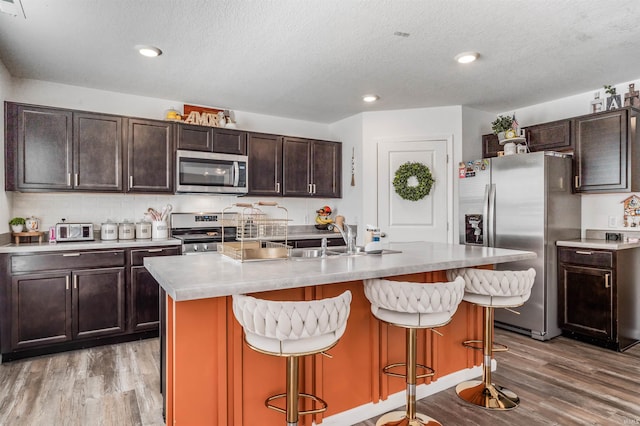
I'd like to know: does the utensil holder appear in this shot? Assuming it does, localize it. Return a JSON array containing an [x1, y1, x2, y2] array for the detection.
[[152, 221, 168, 239]]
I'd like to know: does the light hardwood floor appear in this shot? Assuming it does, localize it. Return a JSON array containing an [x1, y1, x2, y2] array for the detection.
[[1, 329, 639, 425]]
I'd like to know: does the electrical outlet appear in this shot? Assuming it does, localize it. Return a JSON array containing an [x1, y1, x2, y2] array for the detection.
[[608, 216, 616, 228]]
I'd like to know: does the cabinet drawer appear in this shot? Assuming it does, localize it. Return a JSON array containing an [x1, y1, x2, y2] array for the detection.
[[131, 246, 181, 266], [558, 248, 612, 268], [12, 250, 125, 273]]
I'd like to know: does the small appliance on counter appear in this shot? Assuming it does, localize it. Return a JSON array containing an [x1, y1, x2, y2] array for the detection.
[[55, 220, 94, 242]]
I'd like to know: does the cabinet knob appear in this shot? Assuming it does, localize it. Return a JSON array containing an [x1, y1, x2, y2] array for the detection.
[[605, 273, 610, 289]]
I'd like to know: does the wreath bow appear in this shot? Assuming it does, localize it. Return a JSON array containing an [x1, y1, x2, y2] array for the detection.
[[392, 162, 434, 201]]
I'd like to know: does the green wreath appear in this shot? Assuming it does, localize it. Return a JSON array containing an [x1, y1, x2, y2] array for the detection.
[[393, 162, 435, 201]]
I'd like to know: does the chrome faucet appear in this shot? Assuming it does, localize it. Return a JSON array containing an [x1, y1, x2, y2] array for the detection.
[[320, 237, 328, 257], [333, 223, 356, 255]]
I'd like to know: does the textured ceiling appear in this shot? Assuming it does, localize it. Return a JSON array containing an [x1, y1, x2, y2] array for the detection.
[[1, 0, 639, 123]]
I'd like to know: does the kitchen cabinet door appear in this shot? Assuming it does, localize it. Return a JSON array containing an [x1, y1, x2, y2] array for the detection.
[[558, 263, 613, 341], [129, 247, 180, 332], [312, 140, 341, 198], [247, 132, 283, 196], [282, 137, 312, 196], [482, 133, 500, 158], [12, 104, 73, 191], [126, 118, 174, 193], [11, 272, 72, 349], [177, 123, 212, 151], [72, 267, 126, 339], [212, 127, 247, 155], [73, 112, 123, 191], [282, 137, 342, 197], [573, 107, 640, 193], [525, 119, 572, 152]]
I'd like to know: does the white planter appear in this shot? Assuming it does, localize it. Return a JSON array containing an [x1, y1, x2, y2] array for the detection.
[[11, 224, 24, 233], [503, 141, 517, 156]]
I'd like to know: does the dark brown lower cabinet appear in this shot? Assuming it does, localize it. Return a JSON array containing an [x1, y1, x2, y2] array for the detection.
[[557, 246, 640, 351], [129, 247, 180, 331], [73, 268, 125, 339], [1, 244, 180, 361], [11, 272, 72, 349]]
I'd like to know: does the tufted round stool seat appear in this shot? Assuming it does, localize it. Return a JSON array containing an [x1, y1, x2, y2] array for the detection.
[[446, 268, 536, 411], [364, 277, 465, 426], [232, 290, 352, 426]]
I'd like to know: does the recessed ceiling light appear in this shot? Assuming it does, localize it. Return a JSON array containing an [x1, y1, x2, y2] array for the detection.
[[136, 45, 162, 57], [363, 94, 379, 103], [454, 52, 479, 64]]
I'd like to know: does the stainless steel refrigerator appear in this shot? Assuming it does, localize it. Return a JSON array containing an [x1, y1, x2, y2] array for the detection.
[[458, 151, 581, 340]]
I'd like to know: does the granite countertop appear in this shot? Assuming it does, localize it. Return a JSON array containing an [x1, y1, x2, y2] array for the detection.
[[144, 241, 536, 301], [556, 239, 640, 250], [0, 237, 181, 253]]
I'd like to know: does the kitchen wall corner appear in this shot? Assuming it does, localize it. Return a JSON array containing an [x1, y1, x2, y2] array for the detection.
[[0, 57, 14, 234]]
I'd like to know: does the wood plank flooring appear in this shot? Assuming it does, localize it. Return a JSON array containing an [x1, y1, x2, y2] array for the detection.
[[1, 329, 639, 425]]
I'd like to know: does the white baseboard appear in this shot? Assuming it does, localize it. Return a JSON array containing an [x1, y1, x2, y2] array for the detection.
[[318, 360, 496, 426]]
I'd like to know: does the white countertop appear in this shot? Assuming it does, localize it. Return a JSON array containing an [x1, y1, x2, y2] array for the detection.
[[556, 239, 640, 250], [0, 238, 181, 253], [144, 241, 536, 301]]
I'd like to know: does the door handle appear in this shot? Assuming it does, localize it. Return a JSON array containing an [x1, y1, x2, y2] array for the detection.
[[67, 173, 71, 186], [574, 175, 580, 188], [148, 248, 163, 253], [62, 253, 81, 257], [65, 276, 70, 291], [129, 176, 133, 188], [604, 273, 610, 289], [74, 173, 79, 187], [275, 182, 280, 193], [575, 250, 592, 255], [73, 275, 78, 289]]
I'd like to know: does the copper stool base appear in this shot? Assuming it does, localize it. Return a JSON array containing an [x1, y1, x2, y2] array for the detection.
[[455, 380, 519, 410], [375, 410, 442, 426]]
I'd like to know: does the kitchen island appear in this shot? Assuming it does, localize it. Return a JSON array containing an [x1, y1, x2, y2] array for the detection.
[[144, 241, 535, 426]]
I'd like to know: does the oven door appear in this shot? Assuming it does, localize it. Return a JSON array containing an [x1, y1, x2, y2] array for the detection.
[[176, 150, 248, 194]]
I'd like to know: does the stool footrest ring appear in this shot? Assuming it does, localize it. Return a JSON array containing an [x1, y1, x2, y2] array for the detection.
[[265, 392, 328, 416], [382, 362, 435, 380], [462, 340, 508, 352]]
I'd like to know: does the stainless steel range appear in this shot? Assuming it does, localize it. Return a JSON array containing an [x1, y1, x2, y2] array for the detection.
[[170, 212, 237, 254]]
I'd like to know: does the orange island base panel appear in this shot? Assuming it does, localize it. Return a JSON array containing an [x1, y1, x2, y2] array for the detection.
[[164, 270, 486, 426]]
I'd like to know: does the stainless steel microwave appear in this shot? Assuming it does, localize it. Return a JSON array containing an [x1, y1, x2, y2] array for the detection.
[[176, 150, 248, 194]]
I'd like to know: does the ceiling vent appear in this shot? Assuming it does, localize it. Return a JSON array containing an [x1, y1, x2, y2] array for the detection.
[[0, 0, 25, 18]]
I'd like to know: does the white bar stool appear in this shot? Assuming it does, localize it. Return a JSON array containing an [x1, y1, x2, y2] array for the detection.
[[232, 290, 352, 426], [364, 277, 465, 426], [446, 268, 536, 410]]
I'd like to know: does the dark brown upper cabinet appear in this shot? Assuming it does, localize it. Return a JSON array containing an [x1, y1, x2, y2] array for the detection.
[[5, 103, 122, 192], [177, 123, 247, 155], [126, 118, 174, 193], [247, 132, 283, 196], [7, 103, 73, 191], [73, 112, 123, 191], [525, 119, 572, 152], [282, 137, 341, 198], [573, 107, 640, 193], [481, 133, 500, 158]]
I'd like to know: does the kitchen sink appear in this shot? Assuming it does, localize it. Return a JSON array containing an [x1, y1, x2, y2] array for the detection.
[[289, 246, 402, 260]]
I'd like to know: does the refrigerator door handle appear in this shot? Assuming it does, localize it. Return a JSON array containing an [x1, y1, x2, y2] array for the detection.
[[482, 183, 490, 247], [487, 183, 496, 247]]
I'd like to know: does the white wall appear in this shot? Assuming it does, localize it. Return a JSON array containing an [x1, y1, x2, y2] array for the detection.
[[8, 79, 343, 230], [505, 77, 640, 232], [461, 106, 495, 162], [0, 59, 13, 234]]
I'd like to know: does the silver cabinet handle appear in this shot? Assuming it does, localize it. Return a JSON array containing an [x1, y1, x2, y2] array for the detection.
[[575, 250, 592, 255], [129, 176, 133, 188], [148, 248, 163, 253], [312, 183, 316, 194], [73, 275, 78, 289], [74, 173, 79, 187], [275, 182, 280, 193], [308, 183, 312, 194], [605, 273, 610, 288], [62, 253, 81, 257], [574, 176, 580, 188], [67, 173, 71, 186], [65, 276, 70, 290]]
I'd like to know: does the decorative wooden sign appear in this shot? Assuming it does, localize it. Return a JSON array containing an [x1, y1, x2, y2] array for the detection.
[[182, 104, 226, 128]]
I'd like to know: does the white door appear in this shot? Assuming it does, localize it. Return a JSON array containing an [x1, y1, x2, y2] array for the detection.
[[377, 138, 451, 243]]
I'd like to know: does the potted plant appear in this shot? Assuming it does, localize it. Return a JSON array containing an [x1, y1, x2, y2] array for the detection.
[[9, 217, 25, 233], [491, 115, 515, 141]]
